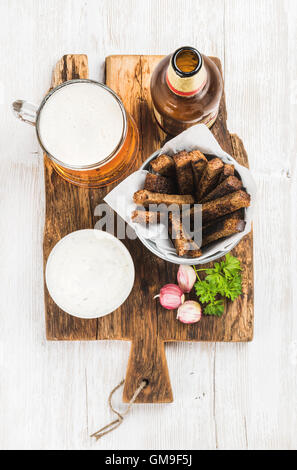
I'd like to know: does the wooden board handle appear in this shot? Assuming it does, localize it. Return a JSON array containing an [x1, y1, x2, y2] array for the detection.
[[123, 338, 173, 403]]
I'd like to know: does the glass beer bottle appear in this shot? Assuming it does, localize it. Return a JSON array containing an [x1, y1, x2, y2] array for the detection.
[[150, 46, 223, 136]]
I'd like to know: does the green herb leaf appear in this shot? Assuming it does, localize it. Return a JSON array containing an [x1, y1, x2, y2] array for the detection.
[[193, 255, 242, 317], [225, 273, 242, 301], [222, 253, 242, 279], [195, 280, 216, 304], [204, 300, 225, 316]]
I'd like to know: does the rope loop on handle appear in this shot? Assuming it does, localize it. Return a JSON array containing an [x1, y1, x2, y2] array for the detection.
[[91, 379, 147, 441]]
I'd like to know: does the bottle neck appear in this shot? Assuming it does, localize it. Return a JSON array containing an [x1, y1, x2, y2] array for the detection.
[[166, 47, 207, 97]]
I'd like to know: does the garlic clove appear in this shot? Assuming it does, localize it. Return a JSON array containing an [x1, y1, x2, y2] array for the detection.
[[177, 265, 197, 293], [177, 300, 202, 324], [155, 283, 185, 310]]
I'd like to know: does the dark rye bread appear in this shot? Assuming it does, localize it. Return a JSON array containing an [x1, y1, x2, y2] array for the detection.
[[144, 173, 176, 194], [186, 191, 250, 224], [173, 151, 195, 195], [200, 175, 243, 202], [173, 150, 206, 195], [131, 210, 163, 225], [168, 213, 202, 258], [198, 157, 224, 201], [218, 163, 234, 184], [202, 190, 250, 222], [133, 189, 194, 207], [201, 213, 246, 246], [202, 209, 244, 229], [133, 149, 250, 259], [150, 154, 175, 177], [191, 151, 208, 196]]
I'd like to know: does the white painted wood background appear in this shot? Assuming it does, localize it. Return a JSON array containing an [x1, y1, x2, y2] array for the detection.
[[0, 0, 296, 450]]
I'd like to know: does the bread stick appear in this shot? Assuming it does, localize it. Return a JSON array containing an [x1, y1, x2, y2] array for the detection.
[[198, 157, 224, 201], [201, 175, 243, 202], [218, 163, 234, 184], [191, 152, 208, 197], [202, 213, 246, 246], [174, 150, 206, 195], [150, 154, 175, 176], [144, 173, 176, 194], [169, 213, 202, 258], [173, 151, 195, 194], [202, 190, 250, 222], [131, 210, 163, 225], [133, 189, 194, 207]]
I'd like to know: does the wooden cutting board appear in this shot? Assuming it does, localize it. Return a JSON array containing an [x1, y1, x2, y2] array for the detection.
[[43, 54, 254, 403]]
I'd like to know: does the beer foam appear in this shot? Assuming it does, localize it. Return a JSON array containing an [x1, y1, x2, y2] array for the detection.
[[38, 82, 124, 166]]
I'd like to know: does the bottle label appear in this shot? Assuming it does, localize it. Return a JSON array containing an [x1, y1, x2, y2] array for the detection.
[[166, 61, 207, 97]]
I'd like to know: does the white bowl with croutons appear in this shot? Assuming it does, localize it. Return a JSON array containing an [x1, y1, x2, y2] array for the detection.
[[105, 124, 256, 265], [132, 134, 255, 265]]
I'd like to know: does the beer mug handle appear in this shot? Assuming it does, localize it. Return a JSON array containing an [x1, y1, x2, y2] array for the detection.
[[12, 100, 38, 126]]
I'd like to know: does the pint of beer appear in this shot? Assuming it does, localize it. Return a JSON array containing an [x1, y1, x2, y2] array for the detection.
[[13, 80, 139, 188]]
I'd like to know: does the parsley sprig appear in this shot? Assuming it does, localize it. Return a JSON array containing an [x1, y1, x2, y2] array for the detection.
[[193, 254, 242, 317]]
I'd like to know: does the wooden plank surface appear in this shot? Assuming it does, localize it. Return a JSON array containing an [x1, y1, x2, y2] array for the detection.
[[106, 54, 253, 347], [43, 54, 253, 403], [1, 0, 296, 450]]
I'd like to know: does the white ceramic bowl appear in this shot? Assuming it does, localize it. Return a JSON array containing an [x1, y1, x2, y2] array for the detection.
[[45, 229, 135, 318]]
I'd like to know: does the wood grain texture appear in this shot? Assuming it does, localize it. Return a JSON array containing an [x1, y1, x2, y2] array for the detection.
[[43, 55, 98, 341], [1, 0, 296, 450], [43, 54, 253, 403]]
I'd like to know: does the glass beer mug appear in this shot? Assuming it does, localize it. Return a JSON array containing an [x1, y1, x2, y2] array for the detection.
[[12, 79, 139, 188]]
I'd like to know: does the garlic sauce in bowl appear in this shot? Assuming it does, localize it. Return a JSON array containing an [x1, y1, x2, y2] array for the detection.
[[45, 229, 135, 319]]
